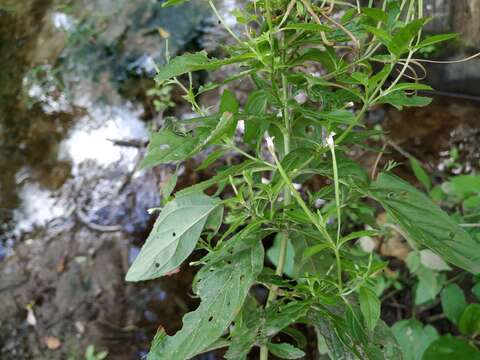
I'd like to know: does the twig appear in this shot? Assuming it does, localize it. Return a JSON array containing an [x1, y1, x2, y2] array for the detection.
[[75, 208, 122, 233], [371, 142, 387, 180], [107, 138, 146, 148]]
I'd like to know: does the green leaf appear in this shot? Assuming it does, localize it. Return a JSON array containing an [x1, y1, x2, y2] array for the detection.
[[264, 301, 311, 336], [311, 309, 401, 360], [178, 160, 271, 196], [423, 336, 480, 360], [391, 319, 438, 360], [369, 173, 480, 274], [267, 234, 295, 277], [147, 235, 264, 359], [195, 148, 225, 171], [459, 304, 480, 336], [281, 327, 307, 349], [219, 89, 239, 114], [388, 18, 430, 57], [415, 267, 441, 305], [291, 234, 331, 277], [225, 307, 262, 360], [140, 130, 201, 169], [363, 24, 392, 44], [446, 175, 480, 199], [359, 287, 381, 332], [244, 90, 269, 144], [161, 174, 177, 203], [283, 22, 332, 32], [416, 33, 458, 48], [388, 82, 433, 92], [441, 284, 467, 325], [161, 0, 189, 8], [267, 343, 306, 359], [126, 192, 220, 281], [244, 90, 269, 114], [473, 282, 480, 301], [378, 92, 432, 110], [198, 112, 236, 148], [155, 51, 254, 82], [410, 158, 431, 190], [303, 243, 330, 259], [361, 8, 388, 23], [351, 72, 369, 86]]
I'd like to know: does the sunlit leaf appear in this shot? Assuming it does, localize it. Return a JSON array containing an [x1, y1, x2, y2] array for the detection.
[[126, 192, 221, 281], [147, 235, 264, 359]]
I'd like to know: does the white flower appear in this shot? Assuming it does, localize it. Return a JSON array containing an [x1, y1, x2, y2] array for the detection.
[[326, 132, 336, 147], [294, 91, 307, 104], [265, 134, 275, 153]]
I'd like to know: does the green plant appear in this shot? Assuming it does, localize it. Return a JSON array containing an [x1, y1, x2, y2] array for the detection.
[[85, 345, 108, 360], [125, 0, 479, 359]]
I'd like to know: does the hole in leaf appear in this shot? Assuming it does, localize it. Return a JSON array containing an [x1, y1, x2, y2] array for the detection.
[[155, 262, 160, 268], [172, 232, 176, 237], [387, 192, 396, 199], [208, 316, 213, 322]]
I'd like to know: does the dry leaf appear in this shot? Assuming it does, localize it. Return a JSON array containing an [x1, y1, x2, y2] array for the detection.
[[44, 336, 61, 350]]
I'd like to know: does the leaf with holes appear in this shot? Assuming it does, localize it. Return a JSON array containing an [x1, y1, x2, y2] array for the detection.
[[147, 235, 264, 359], [369, 173, 480, 274], [126, 192, 220, 281]]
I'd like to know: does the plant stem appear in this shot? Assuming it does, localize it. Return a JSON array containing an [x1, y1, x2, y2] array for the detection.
[[260, 10, 292, 357]]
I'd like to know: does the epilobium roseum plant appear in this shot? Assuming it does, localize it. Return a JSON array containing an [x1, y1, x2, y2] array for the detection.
[[126, 0, 480, 359]]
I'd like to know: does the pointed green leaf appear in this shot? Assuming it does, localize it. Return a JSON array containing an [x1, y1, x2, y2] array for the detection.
[[409, 158, 431, 190], [361, 8, 388, 23], [267, 343, 305, 359], [459, 304, 480, 336], [283, 23, 332, 32], [126, 192, 220, 281], [369, 173, 480, 274], [161, 0, 189, 8], [140, 130, 202, 169], [359, 287, 381, 332], [161, 174, 178, 203], [155, 51, 255, 82], [377, 92, 432, 110], [441, 284, 467, 325], [147, 236, 264, 359], [388, 18, 430, 57], [416, 33, 458, 49]]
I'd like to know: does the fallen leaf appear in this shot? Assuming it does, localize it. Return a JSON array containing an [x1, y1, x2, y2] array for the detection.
[[44, 336, 61, 350]]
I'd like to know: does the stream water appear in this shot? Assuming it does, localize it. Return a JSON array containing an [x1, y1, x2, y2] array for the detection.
[[0, 1, 479, 359]]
